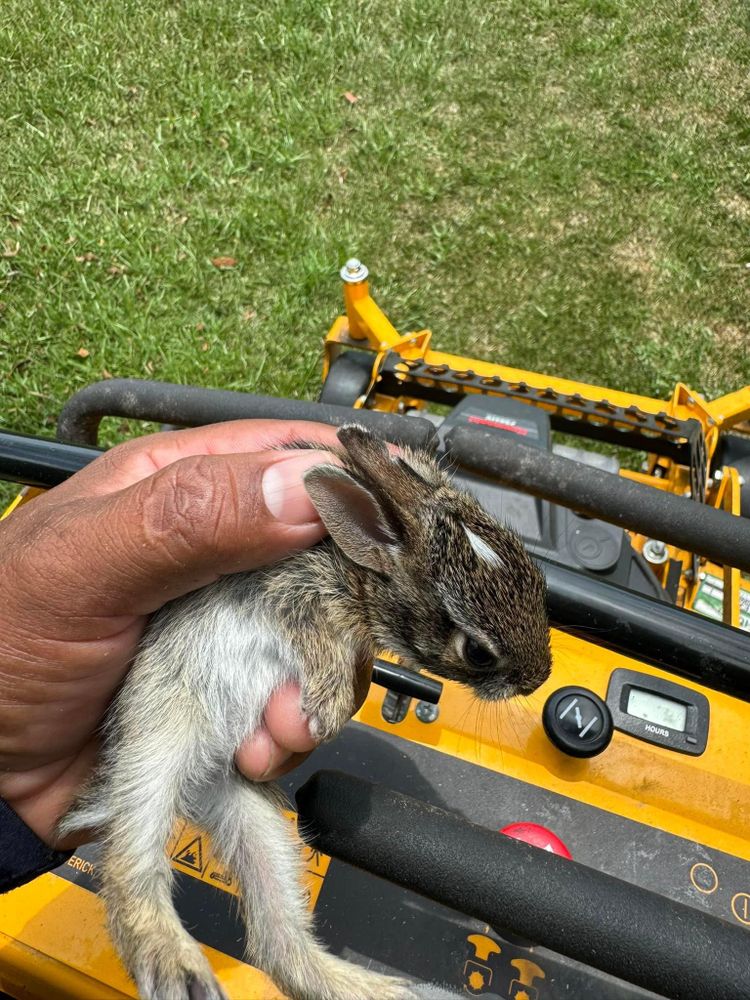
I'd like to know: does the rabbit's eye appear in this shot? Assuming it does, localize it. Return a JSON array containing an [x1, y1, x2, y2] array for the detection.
[[463, 637, 496, 669]]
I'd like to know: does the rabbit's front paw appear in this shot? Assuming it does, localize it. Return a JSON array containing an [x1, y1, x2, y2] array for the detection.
[[301, 685, 355, 743]]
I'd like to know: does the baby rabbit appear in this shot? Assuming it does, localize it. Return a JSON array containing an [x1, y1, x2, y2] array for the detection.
[[60, 424, 551, 1000]]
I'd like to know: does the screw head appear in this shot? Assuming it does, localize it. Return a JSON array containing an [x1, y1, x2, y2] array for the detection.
[[415, 701, 440, 724], [340, 258, 369, 284], [643, 538, 669, 564]]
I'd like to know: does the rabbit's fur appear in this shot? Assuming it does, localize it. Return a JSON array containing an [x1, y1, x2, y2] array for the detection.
[[60, 425, 551, 1000]]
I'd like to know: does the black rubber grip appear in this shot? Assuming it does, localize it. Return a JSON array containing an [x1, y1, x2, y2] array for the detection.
[[448, 424, 750, 574], [56, 378, 437, 450], [295, 770, 750, 1000]]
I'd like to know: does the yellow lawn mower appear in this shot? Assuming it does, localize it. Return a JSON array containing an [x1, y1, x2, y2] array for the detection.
[[1, 260, 749, 1000]]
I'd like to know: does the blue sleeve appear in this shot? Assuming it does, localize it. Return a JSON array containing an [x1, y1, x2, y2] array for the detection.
[[0, 798, 73, 892]]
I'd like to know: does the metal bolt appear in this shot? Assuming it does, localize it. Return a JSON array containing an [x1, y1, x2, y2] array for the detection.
[[340, 258, 369, 284], [714, 469, 724, 481], [740, 475, 746, 487], [643, 538, 669, 565], [381, 691, 411, 725], [415, 700, 440, 724]]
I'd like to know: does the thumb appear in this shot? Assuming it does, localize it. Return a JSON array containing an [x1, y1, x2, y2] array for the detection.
[[6, 448, 338, 633]]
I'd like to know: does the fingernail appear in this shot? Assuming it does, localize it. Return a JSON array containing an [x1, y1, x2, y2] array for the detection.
[[261, 744, 293, 779], [261, 451, 335, 525]]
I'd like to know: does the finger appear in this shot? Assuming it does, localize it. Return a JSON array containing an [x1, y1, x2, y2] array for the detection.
[[260, 750, 311, 781], [234, 726, 290, 780], [234, 727, 311, 783], [6, 447, 343, 630], [54, 419, 343, 499], [263, 682, 317, 754]]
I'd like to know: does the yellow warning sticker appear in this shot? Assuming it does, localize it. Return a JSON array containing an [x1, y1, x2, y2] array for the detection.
[[171, 834, 206, 874], [167, 812, 330, 909]]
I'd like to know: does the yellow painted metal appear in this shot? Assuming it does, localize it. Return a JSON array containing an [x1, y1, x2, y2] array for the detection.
[[165, 813, 330, 909], [707, 386, 750, 430], [0, 811, 325, 999], [357, 629, 750, 868], [713, 468, 742, 626], [325, 268, 750, 626], [329, 272, 750, 468], [0, 876, 284, 999], [0, 488, 42, 521]]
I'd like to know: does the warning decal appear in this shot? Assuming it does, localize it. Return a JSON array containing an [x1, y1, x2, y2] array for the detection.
[[166, 814, 330, 908], [171, 834, 205, 874]]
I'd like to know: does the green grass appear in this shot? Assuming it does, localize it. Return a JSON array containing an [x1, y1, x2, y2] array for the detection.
[[1, 0, 749, 467]]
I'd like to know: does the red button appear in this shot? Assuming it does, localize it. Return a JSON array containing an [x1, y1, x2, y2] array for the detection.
[[500, 822, 573, 859]]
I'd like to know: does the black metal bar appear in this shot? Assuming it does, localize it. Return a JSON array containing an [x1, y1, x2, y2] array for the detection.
[[543, 560, 750, 701], [296, 770, 750, 1000], [371, 659, 443, 704], [0, 429, 102, 489], [2, 431, 749, 701], [56, 379, 437, 450], [447, 425, 750, 574]]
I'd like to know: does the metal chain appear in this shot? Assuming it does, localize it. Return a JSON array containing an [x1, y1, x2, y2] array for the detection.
[[377, 355, 707, 502]]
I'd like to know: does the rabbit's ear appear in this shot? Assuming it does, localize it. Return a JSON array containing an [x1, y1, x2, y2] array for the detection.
[[337, 425, 391, 473], [304, 465, 400, 574], [337, 424, 436, 501]]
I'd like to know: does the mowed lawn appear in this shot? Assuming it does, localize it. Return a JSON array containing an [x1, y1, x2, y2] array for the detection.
[[1, 0, 749, 465]]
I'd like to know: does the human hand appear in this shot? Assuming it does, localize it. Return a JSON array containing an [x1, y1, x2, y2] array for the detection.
[[0, 420, 369, 847]]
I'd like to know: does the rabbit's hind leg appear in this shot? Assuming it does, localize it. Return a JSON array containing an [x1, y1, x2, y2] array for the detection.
[[99, 714, 227, 1000], [202, 771, 417, 1000]]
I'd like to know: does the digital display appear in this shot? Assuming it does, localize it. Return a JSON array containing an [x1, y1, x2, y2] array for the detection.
[[626, 687, 687, 732]]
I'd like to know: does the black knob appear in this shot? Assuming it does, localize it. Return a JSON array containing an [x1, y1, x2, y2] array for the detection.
[[543, 686, 614, 758]]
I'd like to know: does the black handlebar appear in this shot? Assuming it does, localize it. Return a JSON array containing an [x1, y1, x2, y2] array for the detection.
[[54, 378, 750, 576], [447, 425, 750, 576], [296, 770, 750, 1000], [55, 378, 437, 450]]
